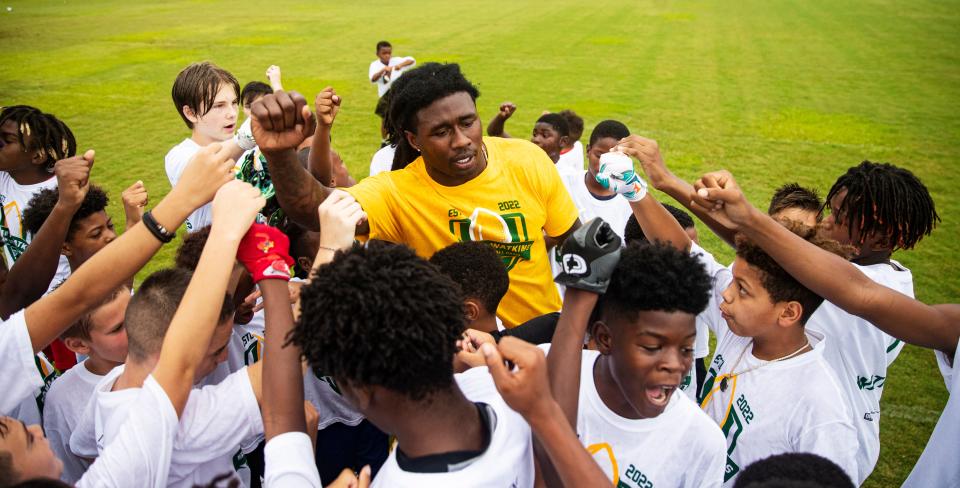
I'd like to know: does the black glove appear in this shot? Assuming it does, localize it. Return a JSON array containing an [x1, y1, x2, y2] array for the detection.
[[554, 218, 622, 293]]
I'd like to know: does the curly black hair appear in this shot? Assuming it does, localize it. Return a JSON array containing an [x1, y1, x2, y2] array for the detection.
[[429, 241, 509, 315], [600, 242, 711, 325], [536, 113, 570, 137], [174, 225, 211, 270], [623, 203, 695, 245], [588, 119, 630, 146], [0, 105, 76, 172], [735, 220, 854, 325], [292, 240, 465, 401], [824, 161, 939, 250], [22, 185, 109, 239], [385, 63, 481, 171], [733, 452, 854, 488], [768, 182, 821, 217]]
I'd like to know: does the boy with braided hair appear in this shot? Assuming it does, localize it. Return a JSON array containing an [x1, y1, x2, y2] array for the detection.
[[0, 105, 76, 295], [688, 162, 940, 484]]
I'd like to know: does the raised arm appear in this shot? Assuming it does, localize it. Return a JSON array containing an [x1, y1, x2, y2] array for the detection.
[[486, 102, 516, 138], [251, 90, 347, 232], [0, 151, 93, 319], [266, 65, 284, 92], [482, 338, 610, 488], [154, 180, 265, 415], [24, 143, 236, 353], [307, 87, 341, 187], [597, 148, 691, 251], [236, 223, 302, 439], [692, 170, 960, 357], [618, 136, 738, 248], [549, 219, 621, 421]]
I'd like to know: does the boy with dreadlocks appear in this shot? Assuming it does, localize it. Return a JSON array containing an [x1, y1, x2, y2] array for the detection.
[[691, 162, 939, 484], [0, 105, 77, 292]]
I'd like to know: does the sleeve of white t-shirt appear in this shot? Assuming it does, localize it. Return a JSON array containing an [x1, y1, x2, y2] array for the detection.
[[176, 367, 264, 460], [76, 375, 177, 488], [689, 243, 732, 338], [901, 339, 960, 487], [264, 432, 323, 488], [792, 405, 859, 484], [0, 310, 45, 415], [369, 60, 382, 82]]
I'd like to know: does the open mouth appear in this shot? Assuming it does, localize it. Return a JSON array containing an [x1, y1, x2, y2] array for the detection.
[[646, 385, 677, 407], [451, 152, 475, 169], [224, 123, 236, 132]]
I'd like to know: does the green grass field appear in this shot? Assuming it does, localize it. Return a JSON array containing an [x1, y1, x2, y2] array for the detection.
[[2, 0, 957, 485]]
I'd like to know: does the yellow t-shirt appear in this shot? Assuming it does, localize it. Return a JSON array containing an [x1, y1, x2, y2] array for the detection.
[[345, 136, 578, 327]]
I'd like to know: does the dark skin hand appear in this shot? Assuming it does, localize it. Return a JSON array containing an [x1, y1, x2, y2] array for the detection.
[[250, 90, 358, 233]]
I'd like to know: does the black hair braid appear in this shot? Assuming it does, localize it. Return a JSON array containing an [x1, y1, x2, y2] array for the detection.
[[0, 105, 76, 171], [825, 161, 939, 250]]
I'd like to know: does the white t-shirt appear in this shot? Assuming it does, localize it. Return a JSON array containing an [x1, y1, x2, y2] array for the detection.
[[372, 366, 534, 487], [43, 359, 102, 483], [264, 432, 323, 488], [74, 365, 263, 487], [571, 347, 726, 488], [75, 374, 178, 488], [304, 373, 365, 430], [903, 337, 960, 487], [0, 171, 71, 292], [805, 259, 914, 484], [370, 144, 396, 176], [556, 141, 585, 173], [369, 57, 416, 98], [693, 246, 859, 486], [165, 138, 211, 233], [0, 310, 45, 415]]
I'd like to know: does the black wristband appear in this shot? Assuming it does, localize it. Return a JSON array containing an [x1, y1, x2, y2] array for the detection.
[[142, 210, 176, 243]]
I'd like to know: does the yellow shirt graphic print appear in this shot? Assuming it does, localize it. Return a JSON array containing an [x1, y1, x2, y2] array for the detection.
[[346, 136, 578, 327]]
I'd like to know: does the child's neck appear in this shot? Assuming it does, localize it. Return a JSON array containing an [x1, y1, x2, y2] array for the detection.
[[594, 356, 653, 420], [469, 314, 499, 335], [84, 354, 123, 377], [393, 386, 485, 459], [751, 327, 810, 361], [112, 357, 156, 391], [584, 171, 615, 198], [7, 166, 52, 186], [190, 130, 222, 148]]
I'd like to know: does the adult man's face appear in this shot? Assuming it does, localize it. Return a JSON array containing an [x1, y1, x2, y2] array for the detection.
[[406, 91, 486, 187]]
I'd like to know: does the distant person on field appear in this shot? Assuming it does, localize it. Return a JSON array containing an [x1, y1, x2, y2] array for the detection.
[[486, 103, 571, 165], [369, 41, 415, 98]]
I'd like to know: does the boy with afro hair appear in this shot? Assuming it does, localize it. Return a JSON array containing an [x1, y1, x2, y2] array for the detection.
[[543, 217, 726, 487], [292, 240, 535, 486]]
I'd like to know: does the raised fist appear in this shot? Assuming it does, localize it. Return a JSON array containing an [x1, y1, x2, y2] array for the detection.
[[554, 218, 622, 294], [596, 151, 648, 202], [250, 90, 316, 154]]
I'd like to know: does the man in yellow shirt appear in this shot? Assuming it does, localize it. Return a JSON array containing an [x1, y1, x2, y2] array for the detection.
[[250, 63, 580, 327]]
